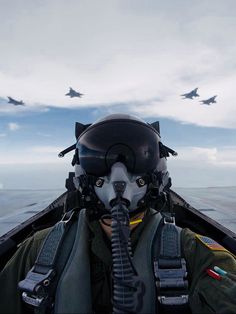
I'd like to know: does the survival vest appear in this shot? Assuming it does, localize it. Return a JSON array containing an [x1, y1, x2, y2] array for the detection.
[[18, 209, 190, 314]]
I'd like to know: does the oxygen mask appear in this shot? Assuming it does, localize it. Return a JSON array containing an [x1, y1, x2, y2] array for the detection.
[[94, 162, 147, 212]]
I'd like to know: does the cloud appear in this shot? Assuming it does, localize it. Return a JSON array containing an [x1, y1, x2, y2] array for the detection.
[[30, 146, 63, 154], [8, 122, 20, 131], [0, 145, 69, 164], [172, 146, 236, 167], [0, 1, 236, 129], [0, 133, 6, 137], [176, 147, 217, 162], [167, 145, 236, 187], [0, 163, 71, 190], [0, 96, 50, 115]]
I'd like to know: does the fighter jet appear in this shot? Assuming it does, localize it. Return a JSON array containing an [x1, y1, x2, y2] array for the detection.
[[181, 88, 199, 99], [7, 97, 25, 106], [200, 95, 217, 105], [65, 87, 83, 98]]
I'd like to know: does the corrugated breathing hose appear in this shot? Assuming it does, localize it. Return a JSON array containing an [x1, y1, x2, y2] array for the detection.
[[111, 201, 144, 314]]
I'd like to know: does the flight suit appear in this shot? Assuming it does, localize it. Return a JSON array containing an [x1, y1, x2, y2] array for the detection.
[[0, 210, 236, 314]]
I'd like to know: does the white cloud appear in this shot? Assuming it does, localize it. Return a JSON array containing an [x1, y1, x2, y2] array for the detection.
[[0, 145, 69, 165], [0, 163, 71, 190], [0, 98, 50, 115], [8, 122, 20, 131], [0, 133, 6, 137], [172, 146, 236, 167], [176, 147, 217, 162], [0, 1, 236, 128], [30, 146, 63, 154], [167, 146, 236, 187]]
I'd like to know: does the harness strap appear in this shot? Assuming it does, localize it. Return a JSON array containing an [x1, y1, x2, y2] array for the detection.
[[19, 207, 190, 314], [18, 210, 79, 313], [153, 215, 190, 314]]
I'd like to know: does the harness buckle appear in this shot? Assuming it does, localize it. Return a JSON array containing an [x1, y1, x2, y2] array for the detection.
[[18, 268, 55, 308], [163, 215, 175, 224], [154, 258, 188, 305], [158, 295, 189, 306], [22, 292, 45, 307]]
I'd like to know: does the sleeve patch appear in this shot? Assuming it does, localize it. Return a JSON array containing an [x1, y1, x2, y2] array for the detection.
[[195, 234, 228, 252]]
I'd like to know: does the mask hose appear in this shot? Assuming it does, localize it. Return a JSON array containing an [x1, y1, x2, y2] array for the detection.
[[111, 182, 145, 314]]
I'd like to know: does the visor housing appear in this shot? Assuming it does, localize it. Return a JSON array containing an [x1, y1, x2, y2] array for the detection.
[[77, 119, 160, 177]]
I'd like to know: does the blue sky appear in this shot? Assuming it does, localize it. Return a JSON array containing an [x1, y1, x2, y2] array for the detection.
[[0, 0, 236, 189]]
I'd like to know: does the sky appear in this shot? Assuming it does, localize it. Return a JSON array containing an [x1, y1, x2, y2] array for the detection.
[[0, 0, 236, 189]]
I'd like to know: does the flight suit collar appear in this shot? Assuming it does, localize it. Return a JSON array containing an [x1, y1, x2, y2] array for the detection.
[[87, 209, 152, 267]]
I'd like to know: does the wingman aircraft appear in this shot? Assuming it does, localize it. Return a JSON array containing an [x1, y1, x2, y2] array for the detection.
[[65, 87, 83, 98], [7, 97, 25, 106], [181, 88, 199, 99], [200, 95, 217, 105]]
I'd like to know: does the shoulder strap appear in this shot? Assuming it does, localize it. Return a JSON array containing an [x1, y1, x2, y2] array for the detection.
[[18, 209, 80, 314], [153, 215, 191, 314]]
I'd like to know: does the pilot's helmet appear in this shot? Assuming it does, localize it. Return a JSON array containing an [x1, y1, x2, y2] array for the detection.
[[74, 113, 171, 213]]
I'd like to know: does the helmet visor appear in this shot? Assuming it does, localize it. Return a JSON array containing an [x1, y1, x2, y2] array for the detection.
[[77, 120, 160, 176]]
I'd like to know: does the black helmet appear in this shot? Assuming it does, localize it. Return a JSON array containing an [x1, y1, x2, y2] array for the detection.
[[60, 113, 177, 213], [76, 113, 163, 177]]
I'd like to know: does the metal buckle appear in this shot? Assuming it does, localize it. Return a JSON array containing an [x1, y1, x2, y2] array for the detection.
[[163, 215, 175, 224], [22, 292, 45, 307], [18, 268, 55, 308], [62, 209, 77, 224], [154, 258, 188, 289], [154, 258, 188, 306], [158, 294, 189, 305]]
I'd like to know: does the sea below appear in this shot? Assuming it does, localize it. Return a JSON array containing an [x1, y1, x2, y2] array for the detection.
[[0, 187, 236, 237]]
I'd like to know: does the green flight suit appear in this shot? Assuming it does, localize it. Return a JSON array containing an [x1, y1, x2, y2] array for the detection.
[[0, 211, 236, 314]]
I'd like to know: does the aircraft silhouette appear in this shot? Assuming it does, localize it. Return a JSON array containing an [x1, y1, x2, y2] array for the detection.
[[200, 95, 217, 105], [7, 97, 25, 106], [65, 87, 83, 98], [181, 88, 199, 99]]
